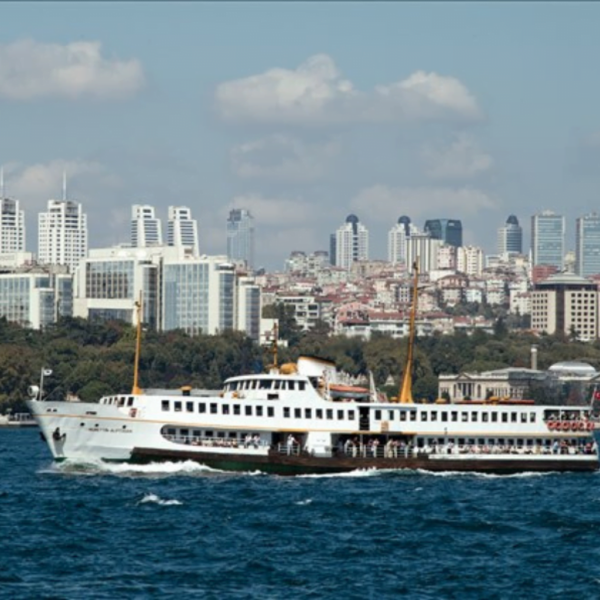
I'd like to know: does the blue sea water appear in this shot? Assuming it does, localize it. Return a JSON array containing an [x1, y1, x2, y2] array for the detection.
[[2, 429, 600, 600]]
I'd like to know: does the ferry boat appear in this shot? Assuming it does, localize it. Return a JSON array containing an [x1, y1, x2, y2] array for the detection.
[[27, 271, 600, 475]]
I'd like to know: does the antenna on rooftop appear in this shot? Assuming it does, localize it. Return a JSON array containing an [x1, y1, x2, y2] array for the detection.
[[62, 170, 67, 201]]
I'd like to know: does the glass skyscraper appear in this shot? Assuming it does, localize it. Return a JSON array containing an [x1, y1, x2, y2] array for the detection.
[[497, 215, 523, 256], [576, 213, 600, 277], [531, 210, 565, 269], [227, 209, 255, 269], [423, 219, 463, 247]]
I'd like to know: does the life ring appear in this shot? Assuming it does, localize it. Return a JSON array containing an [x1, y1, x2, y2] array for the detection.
[[588, 422, 595, 431], [548, 421, 557, 430], [129, 408, 137, 418], [561, 421, 570, 431]]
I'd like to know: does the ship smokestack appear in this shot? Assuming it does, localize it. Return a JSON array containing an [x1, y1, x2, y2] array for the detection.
[[531, 345, 538, 371]]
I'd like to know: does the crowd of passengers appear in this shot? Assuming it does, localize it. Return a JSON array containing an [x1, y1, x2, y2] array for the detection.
[[338, 436, 598, 458], [545, 412, 591, 421], [164, 433, 268, 449]]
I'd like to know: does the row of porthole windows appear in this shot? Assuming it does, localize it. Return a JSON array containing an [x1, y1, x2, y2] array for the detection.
[[372, 409, 537, 424]]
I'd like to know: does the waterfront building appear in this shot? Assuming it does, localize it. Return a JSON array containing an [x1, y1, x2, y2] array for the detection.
[[424, 219, 463, 247], [131, 205, 162, 248], [38, 200, 88, 273], [531, 210, 565, 269], [333, 214, 369, 269], [227, 208, 255, 269], [497, 215, 523, 256], [575, 213, 600, 277], [167, 206, 199, 256]]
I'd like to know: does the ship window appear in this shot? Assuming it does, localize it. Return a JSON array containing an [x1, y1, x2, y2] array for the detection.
[[520, 413, 527, 423], [210, 403, 217, 414], [199, 403, 206, 413], [410, 411, 417, 421], [186, 401, 194, 412], [229, 432, 237, 438], [128, 398, 134, 407], [502, 413, 508, 423], [268, 407, 274, 417], [295, 408, 301, 418], [180, 429, 189, 437], [511, 413, 517, 423], [491, 413, 498, 422], [461, 413, 468, 422], [268, 393, 278, 400], [326, 409, 333, 419], [400, 411, 407, 421], [375, 410, 382, 420], [256, 406, 263, 417], [234, 404, 240, 415], [174, 401, 182, 412], [421, 412, 428, 422], [431, 411, 437, 422], [161, 400, 170, 411], [451, 411, 458, 422], [348, 410, 355, 420], [471, 413, 478, 422], [205, 431, 213, 438], [299, 382, 306, 391], [530, 413, 536, 423], [337, 410, 344, 420], [478, 438, 485, 445], [441, 412, 448, 422], [217, 431, 225, 438], [223, 404, 230, 415], [259, 380, 272, 390], [284, 407, 290, 418], [305, 408, 312, 419], [118, 398, 125, 407], [167, 428, 175, 435], [193, 429, 201, 437], [482, 413, 489, 422], [388, 410, 394, 421], [316, 409, 323, 419], [245, 406, 252, 416]]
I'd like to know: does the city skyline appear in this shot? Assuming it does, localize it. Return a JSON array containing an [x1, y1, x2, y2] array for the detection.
[[1, 3, 600, 268]]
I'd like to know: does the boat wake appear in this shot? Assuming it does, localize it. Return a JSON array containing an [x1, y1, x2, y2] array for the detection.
[[40, 459, 229, 478]]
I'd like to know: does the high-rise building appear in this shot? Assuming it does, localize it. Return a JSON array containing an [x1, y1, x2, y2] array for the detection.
[[575, 213, 600, 277], [497, 215, 523, 256], [227, 208, 255, 269], [424, 219, 463, 247], [334, 214, 369, 269], [131, 205, 162, 248], [388, 215, 416, 264], [406, 232, 441, 274], [0, 197, 25, 254], [38, 200, 88, 272], [167, 206, 199, 256], [531, 210, 565, 269]]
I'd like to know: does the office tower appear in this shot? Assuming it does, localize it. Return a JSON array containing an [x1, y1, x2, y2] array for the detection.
[[329, 233, 337, 266], [406, 232, 441, 274], [424, 219, 463, 247], [167, 206, 199, 256], [334, 214, 369, 269], [497, 215, 523, 256], [388, 215, 416, 264], [531, 210, 565, 269], [575, 213, 600, 277], [131, 205, 162, 248], [227, 208, 255, 269], [38, 200, 87, 272]]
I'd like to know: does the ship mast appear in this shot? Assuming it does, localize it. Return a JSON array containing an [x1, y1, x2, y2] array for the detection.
[[132, 292, 143, 395], [269, 322, 279, 372], [398, 260, 419, 404]]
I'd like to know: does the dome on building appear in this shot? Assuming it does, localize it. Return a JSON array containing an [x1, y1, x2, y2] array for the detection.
[[506, 214, 519, 225], [345, 214, 359, 224], [548, 361, 597, 375], [398, 215, 411, 225]]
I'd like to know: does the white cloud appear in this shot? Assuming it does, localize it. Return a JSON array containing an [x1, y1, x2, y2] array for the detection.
[[216, 54, 481, 125], [231, 134, 340, 182], [0, 39, 144, 100], [420, 134, 493, 180], [351, 184, 497, 223], [5, 159, 118, 203]]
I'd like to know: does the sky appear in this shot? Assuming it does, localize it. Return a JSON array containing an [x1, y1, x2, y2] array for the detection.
[[1, 2, 600, 269]]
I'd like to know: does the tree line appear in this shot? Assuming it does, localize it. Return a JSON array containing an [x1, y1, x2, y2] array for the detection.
[[1, 311, 599, 414]]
